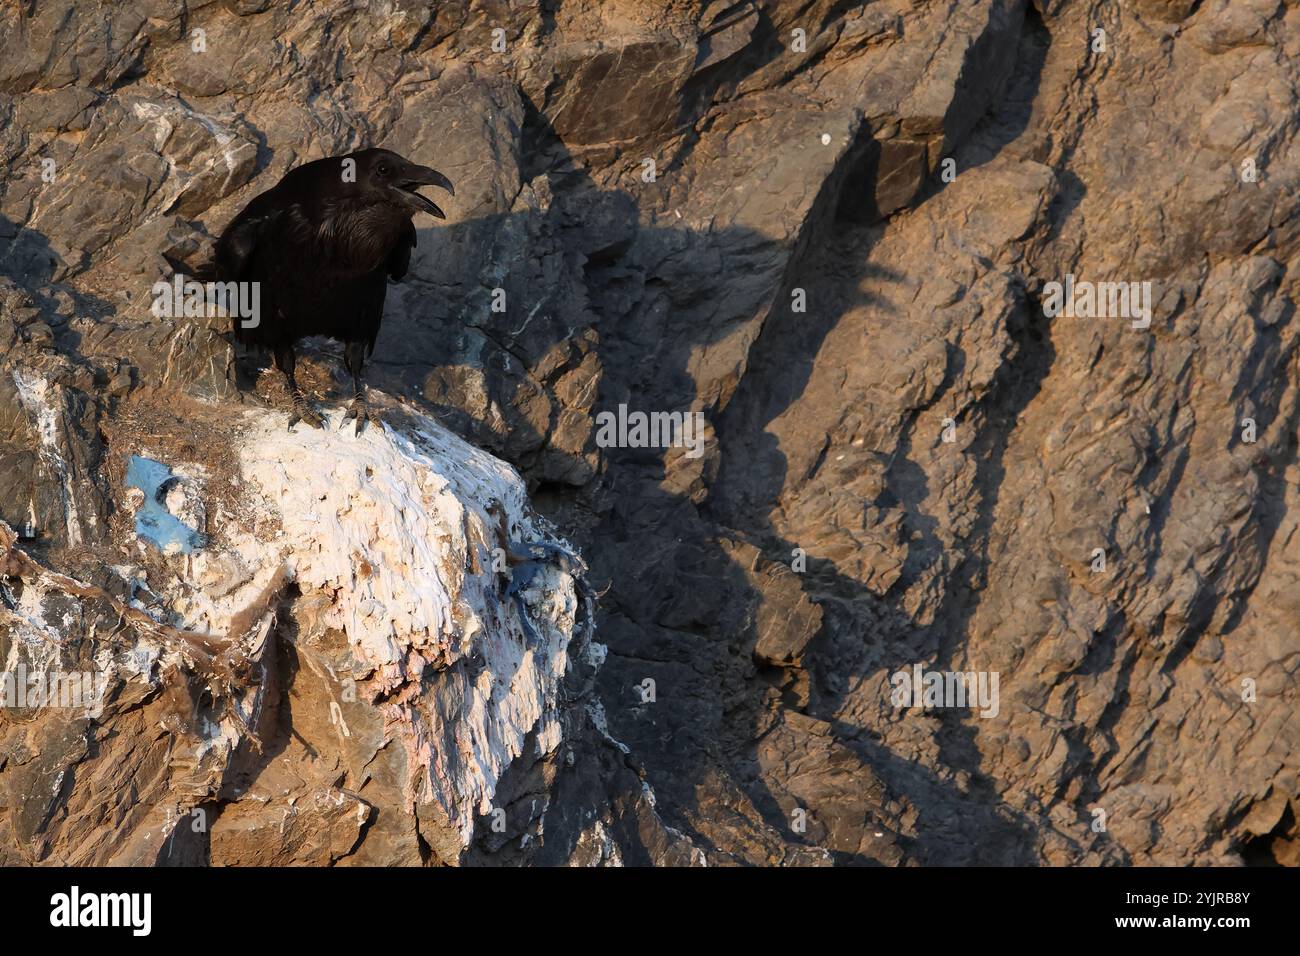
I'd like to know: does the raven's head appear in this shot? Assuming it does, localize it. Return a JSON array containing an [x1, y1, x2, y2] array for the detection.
[[352, 148, 455, 219]]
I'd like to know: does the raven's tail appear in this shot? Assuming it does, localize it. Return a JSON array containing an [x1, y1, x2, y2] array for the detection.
[[162, 251, 216, 284]]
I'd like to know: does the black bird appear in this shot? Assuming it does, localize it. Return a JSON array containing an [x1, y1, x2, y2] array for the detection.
[[214, 147, 454, 431]]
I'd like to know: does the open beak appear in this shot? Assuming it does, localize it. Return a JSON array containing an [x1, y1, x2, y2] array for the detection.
[[396, 164, 455, 219]]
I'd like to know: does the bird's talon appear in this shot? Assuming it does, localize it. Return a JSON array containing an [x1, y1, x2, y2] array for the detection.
[[344, 399, 377, 436], [289, 397, 324, 430]]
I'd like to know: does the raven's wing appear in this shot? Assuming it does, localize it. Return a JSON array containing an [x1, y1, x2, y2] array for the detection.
[[214, 191, 282, 282], [365, 295, 383, 357], [214, 190, 286, 343], [386, 219, 416, 281]]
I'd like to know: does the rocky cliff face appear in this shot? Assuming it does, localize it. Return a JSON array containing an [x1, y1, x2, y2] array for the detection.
[[1, 0, 1297, 865], [0, 394, 595, 865]]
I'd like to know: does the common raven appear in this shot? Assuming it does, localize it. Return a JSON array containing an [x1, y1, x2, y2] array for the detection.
[[214, 147, 454, 432]]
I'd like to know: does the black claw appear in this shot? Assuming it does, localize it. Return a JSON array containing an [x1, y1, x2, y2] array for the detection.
[[342, 398, 376, 436]]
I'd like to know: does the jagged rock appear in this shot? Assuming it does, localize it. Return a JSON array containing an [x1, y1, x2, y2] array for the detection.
[[0, 388, 593, 865]]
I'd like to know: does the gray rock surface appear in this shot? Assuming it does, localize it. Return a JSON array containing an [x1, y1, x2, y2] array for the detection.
[[0, 0, 1297, 865]]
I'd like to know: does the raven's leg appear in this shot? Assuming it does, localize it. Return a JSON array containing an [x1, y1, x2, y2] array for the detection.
[[338, 340, 379, 437], [340, 340, 377, 435], [273, 342, 323, 430]]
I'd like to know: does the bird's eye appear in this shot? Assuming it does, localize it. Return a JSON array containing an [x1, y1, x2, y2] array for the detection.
[[377, 163, 390, 176]]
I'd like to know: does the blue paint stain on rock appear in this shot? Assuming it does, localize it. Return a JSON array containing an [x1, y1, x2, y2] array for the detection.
[[125, 455, 205, 554]]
